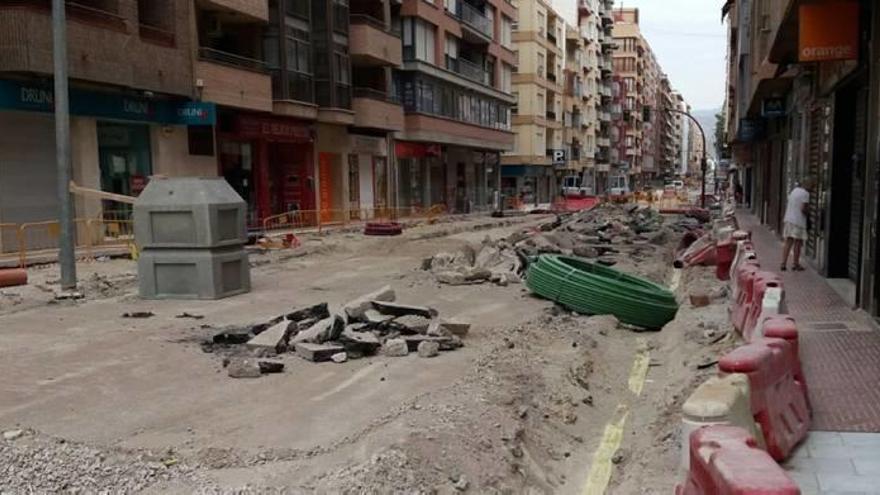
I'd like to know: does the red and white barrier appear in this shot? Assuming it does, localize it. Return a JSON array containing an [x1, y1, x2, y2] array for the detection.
[[731, 263, 761, 333], [719, 338, 810, 461], [677, 425, 800, 495], [743, 273, 784, 340]]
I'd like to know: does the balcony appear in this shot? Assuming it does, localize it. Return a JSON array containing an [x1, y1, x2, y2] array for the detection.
[[352, 87, 404, 131], [447, 57, 491, 85], [578, 0, 593, 15], [350, 15, 402, 66], [201, 0, 268, 22], [459, 2, 493, 43], [197, 48, 271, 111], [546, 110, 557, 120]]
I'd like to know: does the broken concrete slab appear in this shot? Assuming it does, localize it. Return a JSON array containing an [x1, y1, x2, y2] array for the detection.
[[418, 341, 440, 358], [227, 358, 262, 378], [338, 327, 381, 354], [371, 301, 438, 319], [331, 352, 348, 363], [363, 309, 395, 324], [438, 320, 471, 337], [212, 326, 252, 345], [292, 315, 344, 344], [295, 342, 346, 362], [402, 335, 460, 352], [343, 285, 396, 321], [435, 271, 468, 285], [258, 360, 285, 374], [393, 314, 432, 334], [285, 302, 330, 323], [246, 319, 291, 353], [382, 338, 409, 357]]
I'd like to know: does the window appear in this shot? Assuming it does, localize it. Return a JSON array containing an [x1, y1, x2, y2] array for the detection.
[[284, 29, 312, 74], [137, 0, 173, 31], [285, 0, 310, 19], [445, 35, 459, 59], [336, 52, 351, 85], [333, 0, 349, 33], [537, 53, 545, 77], [187, 126, 214, 156], [500, 63, 512, 93], [537, 12, 545, 36], [444, 0, 458, 14], [511, 91, 518, 114], [501, 16, 512, 48], [403, 18, 436, 64]]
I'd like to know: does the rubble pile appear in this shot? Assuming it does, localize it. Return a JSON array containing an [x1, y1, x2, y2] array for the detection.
[[424, 203, 688, 285], [204, 285, 470, 378]]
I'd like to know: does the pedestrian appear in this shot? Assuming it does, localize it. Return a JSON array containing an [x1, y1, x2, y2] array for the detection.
[[781, 177, 815, 271]]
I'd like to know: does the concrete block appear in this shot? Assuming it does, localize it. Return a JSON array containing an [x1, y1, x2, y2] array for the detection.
[[680, 373, 763, 469], [134, 177, 247, 249], [295, 342, 346, 362], [383, 338, 409, 357], [372, 301, 438, 318], [137, 247, 250, 300], [418, 341, 440, 358], [343, 285, 395, 321], [227, 358, 261, 378], [292, 315, 344, 344], [246, 320, 290, 352]]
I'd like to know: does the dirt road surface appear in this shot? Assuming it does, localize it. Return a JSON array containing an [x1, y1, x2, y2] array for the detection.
[[0, 214, 733, 493]]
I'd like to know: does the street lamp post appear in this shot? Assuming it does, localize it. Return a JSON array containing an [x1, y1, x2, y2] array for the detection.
[[53, 0, 77, 290], [664, 107, 709, 208]]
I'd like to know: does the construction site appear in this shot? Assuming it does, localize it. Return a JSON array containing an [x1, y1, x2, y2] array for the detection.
[[1, 172, 792, 494]]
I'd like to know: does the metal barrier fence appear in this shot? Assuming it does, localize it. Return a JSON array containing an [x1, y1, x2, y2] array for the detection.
[[261, 205, 449, 234], [0, 217, 135, 268]]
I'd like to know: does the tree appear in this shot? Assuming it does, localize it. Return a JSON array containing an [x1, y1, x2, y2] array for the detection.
[[714, 109, 730, 159]]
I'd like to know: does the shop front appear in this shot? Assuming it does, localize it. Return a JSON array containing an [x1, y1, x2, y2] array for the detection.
[[217, 113, 314, 228], [349, 134, 390, 218], [0, 78, 215, 230], [395, 141, 442, 212], [501, 165, 555, 207]]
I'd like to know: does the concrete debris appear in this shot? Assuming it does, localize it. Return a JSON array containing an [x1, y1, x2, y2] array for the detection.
[[175, 312, 204, 320], [689, 294, 711, 308], [417, 340, 440, 358], [227, 358, 262, 378], [257, 360, 285, 374], [427, 204, 671, 287], [382, 338, 409, 357], [343, 285, 396, 321], [205, 287, 466, 374], [295, 342, 347, 362], [246, 319, 291, 353], [371, 301, 438, 319], [3, 429, 24, 441], [292, 315, 345, 345], [122, 311, 154, 318]]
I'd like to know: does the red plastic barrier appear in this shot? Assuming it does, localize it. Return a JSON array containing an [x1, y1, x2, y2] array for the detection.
[[715, 238, 736, 281], [719, 338, 810, 461], [762, 315, 809, 408], [731, 263, 761, 333], [677, 425, 800, 495], [674, 233, 718, 268], [744, 272, 784, 340]]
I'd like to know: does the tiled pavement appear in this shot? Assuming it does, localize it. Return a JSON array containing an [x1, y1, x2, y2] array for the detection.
[[738, 213, 880, 494], [738, 213, 880, 432]]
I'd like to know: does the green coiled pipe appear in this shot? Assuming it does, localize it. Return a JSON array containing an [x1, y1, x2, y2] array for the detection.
[[525, 255, 678, 329]]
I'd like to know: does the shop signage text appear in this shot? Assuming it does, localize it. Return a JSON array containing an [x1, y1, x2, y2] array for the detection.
[[0, 79, 216, 125], [799, 3, 859, 62], [235, 115, 311, 142]]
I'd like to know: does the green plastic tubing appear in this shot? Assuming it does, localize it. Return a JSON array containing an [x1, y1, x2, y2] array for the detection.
[[525, 255, 679, 329]]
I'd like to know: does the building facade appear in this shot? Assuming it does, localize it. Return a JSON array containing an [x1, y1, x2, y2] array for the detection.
[[501, 0, 564, 205], [723, 0, 880, 315]]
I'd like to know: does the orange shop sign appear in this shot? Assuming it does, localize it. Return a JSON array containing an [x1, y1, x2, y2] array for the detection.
[[799, 2, 859, 62]]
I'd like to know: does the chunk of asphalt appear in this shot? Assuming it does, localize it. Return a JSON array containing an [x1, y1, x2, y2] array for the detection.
[[371, 301, 439, 319], [295, 342, 346, 362], [285, 302, 330, 323], [343, 285, 396, 321], [257, 360, 285, 374]]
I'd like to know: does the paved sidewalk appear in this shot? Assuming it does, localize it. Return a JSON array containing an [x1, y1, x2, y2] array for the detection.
[[738, 213, 880, 432], [739, 212, 880, 494]]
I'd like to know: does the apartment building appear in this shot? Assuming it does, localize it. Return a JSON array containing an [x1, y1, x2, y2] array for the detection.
[[0, 0, 207, 232], [393, 0, 516, 213], [562, 24, 591, 184], [612, 7, 683, 187], [501, 0, 564, 205], [577, 0, 615, 194]]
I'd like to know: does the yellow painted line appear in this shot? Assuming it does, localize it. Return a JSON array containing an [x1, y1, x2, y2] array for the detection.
[[669, 269, 682, 292], [627, 338, 651, 397], [581, 342, 652, 495], [581, 405, 630, 495]]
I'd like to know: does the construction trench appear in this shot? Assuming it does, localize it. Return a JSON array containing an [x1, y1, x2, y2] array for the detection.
[[0, 205, 736, 493]]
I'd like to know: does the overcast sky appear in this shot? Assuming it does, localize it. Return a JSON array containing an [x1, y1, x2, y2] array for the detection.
[[553, 0, 727, 111]]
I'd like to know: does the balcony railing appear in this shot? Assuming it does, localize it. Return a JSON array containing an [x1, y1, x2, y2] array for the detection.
[[448, 56, 490, 85], [459, 2, 493, 39], [199, 47, 268, 72], [354, 86, 401, 104]]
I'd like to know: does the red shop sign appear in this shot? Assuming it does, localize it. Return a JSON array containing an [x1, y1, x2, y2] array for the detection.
[[395, 142, 441, 158], [235, 115, 312, 142]]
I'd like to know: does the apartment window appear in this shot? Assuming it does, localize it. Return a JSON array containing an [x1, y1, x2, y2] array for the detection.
[[333, 0, 349, 34], [444, 0, 458, 14], [398, 73, 511, 130], [537, 92, 544, 114], [511, 91, 518, 114], [285, 30, 312, 74], [445, 35, 459, 61], [500, 63, 512, 93], [537, 53, 545, 77], [403, 18, 436, 64], [285, 0, 310, 19], [537, 12, 545, 36], [137, 0, 173, 31], [335, 53, 351, 85], [486, 4, 496, 40], [501, 16, 512, 48]]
